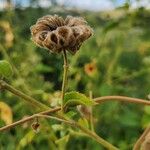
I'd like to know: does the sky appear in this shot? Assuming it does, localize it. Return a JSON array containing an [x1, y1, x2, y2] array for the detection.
[[0, 0, 150, 11]]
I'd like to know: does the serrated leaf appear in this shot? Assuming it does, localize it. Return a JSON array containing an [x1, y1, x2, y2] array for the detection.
[[0, 60, 13, 78], [64, 91, 96, 111]]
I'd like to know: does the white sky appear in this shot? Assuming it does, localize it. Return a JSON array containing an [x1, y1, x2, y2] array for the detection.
[[0, 0, 150, 11]]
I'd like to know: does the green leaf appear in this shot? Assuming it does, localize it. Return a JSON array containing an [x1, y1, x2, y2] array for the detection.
[[52, 124, 63, 131], [64, 91, 96, 111], [144, 106, 150, 115], [78, 118, 89, 129], [55, 135, 70, 150], [64, 110, 77, 119], [17, 130, 35, 150], [0, 60, 13, 78]]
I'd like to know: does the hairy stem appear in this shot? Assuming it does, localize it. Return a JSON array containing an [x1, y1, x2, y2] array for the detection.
[[0, 94, 150, 131], [89, 91, 94, 132], [94, 96, 150, 105], [1, 94, 150, 132], [61, 50, 68, 111], [0, 108, 60, 131], [0, 80, 49, 110]]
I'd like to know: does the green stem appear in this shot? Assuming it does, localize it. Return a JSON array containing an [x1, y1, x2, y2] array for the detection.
[[89, 91, 94, 132], [75, 123, 119, 150], [61, 50, 68, 111], [0, 80, 49, 110], [39, 114, 119, 150]]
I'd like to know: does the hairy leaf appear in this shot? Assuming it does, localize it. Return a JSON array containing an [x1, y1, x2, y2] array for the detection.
[[64, 91, 96, 111]]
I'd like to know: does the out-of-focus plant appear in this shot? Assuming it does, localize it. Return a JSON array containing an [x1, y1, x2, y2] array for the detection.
[[0, 5, 150, 150], [0, 13, 150, 150]]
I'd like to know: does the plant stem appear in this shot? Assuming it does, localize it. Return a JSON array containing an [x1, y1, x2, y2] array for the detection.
[[133, 126, 150, 150], [1, 95, 150, 132], [1, 90, 150, 149], [0, 111, 118, 150], [89, 91, 94, 132], [0, 80, 49, 110], [75, 123, 119, 150], [0, 108, 60, 131], [94, 96, 150, 105], [61, 50, 68, 111], [39, 114, 119, 150]]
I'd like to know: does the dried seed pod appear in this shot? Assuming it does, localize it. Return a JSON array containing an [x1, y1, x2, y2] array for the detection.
[[65, 16, 87, 26], [30, 15, 93, 54]]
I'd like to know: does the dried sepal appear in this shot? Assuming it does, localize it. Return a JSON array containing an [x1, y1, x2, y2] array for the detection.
[[31, 118, 40, 133]]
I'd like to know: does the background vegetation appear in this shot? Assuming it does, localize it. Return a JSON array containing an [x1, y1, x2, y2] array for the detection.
[[0, 0, 150, 149]]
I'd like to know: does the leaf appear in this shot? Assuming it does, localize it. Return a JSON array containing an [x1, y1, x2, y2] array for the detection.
[[52, 124, 63, 131], [64, 91, 96, 110], [65, 110, 77, 119], [0, 60, 13, 78], [55, 135, 70, 150], [144, 106, 150, 115], [0, 101, 13, 125], [78, 118, 89, 129], [17, 130, 35, 150]]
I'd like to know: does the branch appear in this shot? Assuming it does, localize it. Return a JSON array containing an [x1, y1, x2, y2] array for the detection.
[[40, 114, 118, 150], [0, 107, 60, 131], [1, 94, 150, 132], [95, 96, 150, 106], [133, 126, 150, 150], [74, 121, 119, 150], [0, 109, 118, 150], [1, 82, 150, 149], [1, 79, 150, 112], [0, 80, 49, 110], [35, 114, 71, 124]]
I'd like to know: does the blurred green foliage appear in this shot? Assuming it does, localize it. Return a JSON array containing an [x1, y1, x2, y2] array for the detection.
[[0, 4, 150, 150]]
